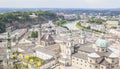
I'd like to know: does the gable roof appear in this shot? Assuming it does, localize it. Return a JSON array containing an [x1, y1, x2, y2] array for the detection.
[[40, 34, 54, 42]]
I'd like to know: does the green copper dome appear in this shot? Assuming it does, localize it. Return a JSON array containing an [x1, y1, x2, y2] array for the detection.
[[95, 39, 109, 47]]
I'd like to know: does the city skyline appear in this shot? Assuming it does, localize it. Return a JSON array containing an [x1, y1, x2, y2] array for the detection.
[[0, 0, 120, 8]]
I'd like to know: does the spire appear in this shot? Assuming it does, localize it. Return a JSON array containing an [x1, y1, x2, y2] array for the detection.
[[38, 24, 41, 45], [67, 30, 72, 41], [6, 32, 12, 67], [7, 32, 12, 53], [79, 29, 86, 44], [80, 29, 85, 36]]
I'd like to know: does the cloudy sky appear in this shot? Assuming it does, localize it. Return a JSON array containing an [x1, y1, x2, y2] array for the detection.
[[0, 0, 120, 8]]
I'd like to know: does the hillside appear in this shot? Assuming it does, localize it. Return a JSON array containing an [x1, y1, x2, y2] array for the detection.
[[0, 10, 58, 33]]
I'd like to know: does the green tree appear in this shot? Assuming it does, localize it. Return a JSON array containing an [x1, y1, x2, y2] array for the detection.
[[111, 26, 117, 29], [88, 18, 105, 24], [31, 31, 38, 38], [0, 10, 58, 33]]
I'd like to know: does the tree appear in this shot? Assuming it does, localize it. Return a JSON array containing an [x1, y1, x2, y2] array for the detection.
[[111, 26, 117, 29], [118, 22, 120, 25], [0, 10, 58, 33], [88, 18, 105, 24], [31, 31, 38, 38], [0, 21, 6, 33]]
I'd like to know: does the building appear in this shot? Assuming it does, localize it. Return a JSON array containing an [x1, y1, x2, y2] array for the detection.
[[40, 34, 55, 46], [108, 29, 120, 37], [106, 21, 119, 28], [71, 37, 119, 69], [64, 14, 78, 20], [90, 24, 105, 32], [36, 48, 57, 60]]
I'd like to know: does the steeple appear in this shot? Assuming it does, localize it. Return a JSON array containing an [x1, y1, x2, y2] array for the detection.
[[6, 32, 12, 67], [66, 30, 75, 57], [67, 30, 72, 41], [38, 24, 41, 45], [79, 30, 86, 44], [7, 32, 12, 57]]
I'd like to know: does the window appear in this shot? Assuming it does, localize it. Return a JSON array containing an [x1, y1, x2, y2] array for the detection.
[[102, 49, 104, 51], [90, 60, 92, 62], [101, 66, 103, 68], [96, 61, 97, 63], [112, 60, 114, 63], [81, 60, 83, 62], [77, 59, 79, 61], [98, 48, 99, 51], [111, 66, 114, 68], [117, 65, 119, 67]]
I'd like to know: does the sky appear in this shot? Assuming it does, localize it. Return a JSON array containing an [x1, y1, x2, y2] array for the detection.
[[0, 0, 120, 8]]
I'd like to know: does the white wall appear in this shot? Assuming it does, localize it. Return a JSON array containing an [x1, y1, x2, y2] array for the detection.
[[36, 51, 53, 60]]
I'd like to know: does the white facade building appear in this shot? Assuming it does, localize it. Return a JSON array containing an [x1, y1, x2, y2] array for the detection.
[[36, 48, 56, 60]]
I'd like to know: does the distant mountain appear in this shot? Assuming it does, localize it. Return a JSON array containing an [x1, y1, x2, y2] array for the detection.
[[1, 8, 120, 13]]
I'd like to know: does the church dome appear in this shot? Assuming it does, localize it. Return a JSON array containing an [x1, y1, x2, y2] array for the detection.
[[95, 39, 109, 47]]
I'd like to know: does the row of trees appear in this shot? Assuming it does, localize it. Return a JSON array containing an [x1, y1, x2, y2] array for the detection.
[[76, 22, 90, 30], [55, 20, 67, 26], [76, 22, 105, 33], [88, 18, 106, 24]]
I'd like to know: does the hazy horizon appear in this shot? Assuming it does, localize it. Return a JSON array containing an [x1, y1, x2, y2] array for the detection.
[[0, 0, 120, 8]]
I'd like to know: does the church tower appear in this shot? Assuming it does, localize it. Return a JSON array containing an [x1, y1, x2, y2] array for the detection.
[[79, 30, 86, 44], [6, 32, 12, 69], [38, 24, 41, 45], [66, 31, 75, 65]]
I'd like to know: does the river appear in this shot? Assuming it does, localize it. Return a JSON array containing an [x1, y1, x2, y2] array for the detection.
[[63, 21, 80, 30]]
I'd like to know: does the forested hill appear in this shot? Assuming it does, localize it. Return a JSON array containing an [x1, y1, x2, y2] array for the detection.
[[0, 10, 58, 33]]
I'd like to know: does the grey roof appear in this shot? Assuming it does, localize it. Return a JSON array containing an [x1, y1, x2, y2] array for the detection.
[[40, 34, 54, 42], [36, 48, 56, 56], [78, 46, 95, 53], [72, 53, 88, 60], [96, 49, 112, 57], [99, 60, 110, 66], [0, 55, 5, 60]]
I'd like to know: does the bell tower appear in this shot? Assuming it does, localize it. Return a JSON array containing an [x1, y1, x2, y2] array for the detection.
[[79, 30, 86, 44], [6, 32, 12, 69], [38, 24, 41, 45], [66, 31, 75, 65]]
